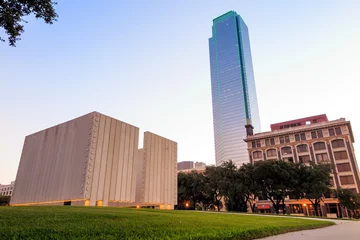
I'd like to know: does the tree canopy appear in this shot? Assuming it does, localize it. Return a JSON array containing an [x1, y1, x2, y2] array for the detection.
[[177, 159, 333, 215], [0, 0, 58, 46], [336, 188, 360, 218]]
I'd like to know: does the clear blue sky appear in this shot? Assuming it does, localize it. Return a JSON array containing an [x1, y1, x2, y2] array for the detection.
[[1, 0, 360, 183]]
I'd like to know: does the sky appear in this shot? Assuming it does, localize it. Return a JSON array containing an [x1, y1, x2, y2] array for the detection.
[[1, 0, 360, 184]]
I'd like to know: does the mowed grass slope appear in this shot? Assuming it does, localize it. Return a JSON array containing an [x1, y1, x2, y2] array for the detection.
[[0, 207, 333, 240]]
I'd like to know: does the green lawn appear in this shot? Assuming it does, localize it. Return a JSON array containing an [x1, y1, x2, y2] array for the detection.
[[0, 207, 334, 240]]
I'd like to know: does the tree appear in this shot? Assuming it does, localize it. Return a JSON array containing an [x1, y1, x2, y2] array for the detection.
[[336, 188, 360, 219], [252, 160, 299, 214], [0, 0, 58, 46], [238, 163, 260, 213], [218, 161, 248, 212], [0, 196, 10, 206], [204, 165, 225, 211], [297, 162, 332, 216], [177, 171, 210, 210]]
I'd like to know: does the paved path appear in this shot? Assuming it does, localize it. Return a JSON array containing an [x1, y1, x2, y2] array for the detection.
[[201, 211, 360, 239], [258, 217, 360, 240]]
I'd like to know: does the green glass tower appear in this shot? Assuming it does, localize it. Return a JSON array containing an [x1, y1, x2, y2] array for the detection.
[[209, 11, 261, 167]]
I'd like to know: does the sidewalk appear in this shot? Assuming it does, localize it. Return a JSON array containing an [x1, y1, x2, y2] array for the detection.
[[257, 218, 359, 240]]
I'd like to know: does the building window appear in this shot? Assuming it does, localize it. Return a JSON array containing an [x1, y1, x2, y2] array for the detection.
[[335, 127, 342, 135], [334, 151, 348, 160], [281, 147, 292, 155], [340, 175, 355, 185], [332, 139, 345, 149], [265, 139, 270, 146], [295, 134, 300, 141], [317, 130, 323, 138], [267, 149, 277, 158], [253, 151, 262, 159], [279, 137, 284, 144], [270, 138, 275, 145], [337, 163, 351, 172], [316, 153, 329, 163], [297, 144, 308, 153], [328, 128, 335, 136], [299, 155, 311, 164], [256, 141, 261, 148], [252, 141, 256, 148], [285, 136, 290, 143], [314, 142, 326, 151], [300, 133, 306, 140], [311, 131, 317, 139]]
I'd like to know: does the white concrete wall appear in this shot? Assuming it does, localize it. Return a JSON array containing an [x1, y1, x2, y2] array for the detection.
[[138, 132, 177, 209], [11, 112, 139, 206]]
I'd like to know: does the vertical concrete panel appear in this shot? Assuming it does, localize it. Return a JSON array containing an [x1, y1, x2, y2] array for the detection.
[[62, 120, 76, 200], [160, 138, 165, 204], [126, 127, 135, 202], [11, 137, 27, 204], [103, 119, 116, 206], [131, 129, 139, 202], [115, 123, 126, 201], [41, 126, 57, 202], [97, 116, 111, 201], [90, 114, 106, 206], [32, 131, 49, 203], [109, 121, 121, 201], [135, 149, 144, 204], [121, 124, 130, 202]]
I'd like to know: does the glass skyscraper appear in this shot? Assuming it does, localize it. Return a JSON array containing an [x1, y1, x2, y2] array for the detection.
[[209, 11, 261, 167]]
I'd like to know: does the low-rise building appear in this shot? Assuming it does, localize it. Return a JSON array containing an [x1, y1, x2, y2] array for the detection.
[[244, 115, 360, 218], [0, 181, 15, 196]]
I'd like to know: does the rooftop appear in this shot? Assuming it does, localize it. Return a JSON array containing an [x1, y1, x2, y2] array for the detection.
[[245, 117, 354, 142]]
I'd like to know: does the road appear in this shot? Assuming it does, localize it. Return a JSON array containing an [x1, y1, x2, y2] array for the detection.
[[258, 217, 360, 240]]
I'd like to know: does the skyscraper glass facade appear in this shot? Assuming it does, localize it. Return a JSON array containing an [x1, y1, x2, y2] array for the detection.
[[209, 11, 261, 167]]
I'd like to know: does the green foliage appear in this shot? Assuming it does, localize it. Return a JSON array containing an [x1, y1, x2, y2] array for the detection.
[[252, 160, 299, 214], [336, 188, 360, 219], [297, 162, 332, 216], [177, 160, 333, 215], [0, 0, 58, 46], [0, 206, 334, 239], [177, 171, 211, 210], [0, 196, 10, 206]]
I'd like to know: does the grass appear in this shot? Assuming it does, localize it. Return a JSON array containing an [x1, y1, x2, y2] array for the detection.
[[0, 207, 334, 240]]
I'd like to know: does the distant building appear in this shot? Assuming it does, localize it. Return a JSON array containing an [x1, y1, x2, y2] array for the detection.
[[177, 161, 194, 170], [11, 112, 177, 208], [177, 161, 207, 173], [0, 181, 15, 196], [195, 162, 206, 170], [245, 115, 360, 218], [209, 11, 261, 167]]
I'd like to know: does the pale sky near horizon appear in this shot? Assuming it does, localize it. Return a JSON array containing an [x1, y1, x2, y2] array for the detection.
[[1, 0, 360, 184]]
